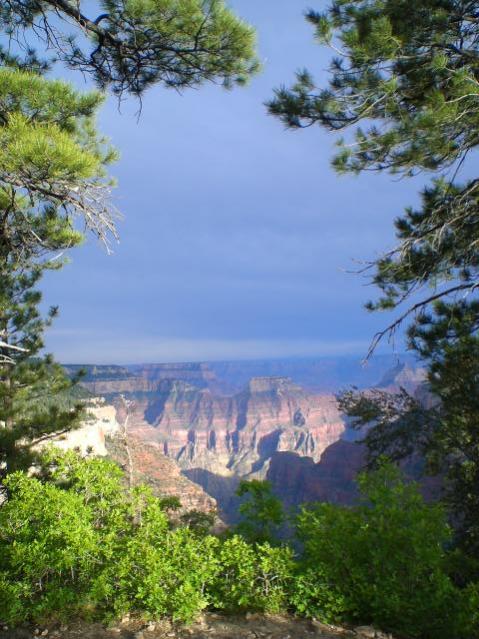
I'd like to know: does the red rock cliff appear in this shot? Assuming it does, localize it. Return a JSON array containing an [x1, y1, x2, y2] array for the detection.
[[119, 376, 346, 482]]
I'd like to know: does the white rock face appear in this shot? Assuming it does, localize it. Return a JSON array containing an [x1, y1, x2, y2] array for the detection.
[[46, 400, 121, 456]]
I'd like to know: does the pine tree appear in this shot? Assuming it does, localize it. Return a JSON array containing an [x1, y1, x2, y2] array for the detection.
[[267, 1, 479, 556], [0, 0, 258, 478], [0, 70, 116, 480], [0, 258, 86, 479], [1, 0, 259, 97], [267, 1, 479, 340], [0, 69, 118, 252]]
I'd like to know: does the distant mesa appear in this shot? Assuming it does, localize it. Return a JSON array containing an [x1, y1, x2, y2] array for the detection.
[[376, 361, 427, 391], [68, 353, 421, 397], [62, 355, 426, 521]]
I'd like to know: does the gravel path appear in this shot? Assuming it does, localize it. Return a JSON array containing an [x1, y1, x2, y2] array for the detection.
[[0, 613, 390, 639]]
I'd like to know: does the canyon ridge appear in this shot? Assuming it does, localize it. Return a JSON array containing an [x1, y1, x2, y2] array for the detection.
[[64, 355, 424, 520]]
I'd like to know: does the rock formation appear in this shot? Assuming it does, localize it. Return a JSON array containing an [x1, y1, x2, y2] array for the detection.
[[37, 393, 218, 516], [96, 376, 347, 519], [38, 399, 121, 456], [106, 433, 218, 514], [119, 376, 346, 478], [68, 357, 428, 519]]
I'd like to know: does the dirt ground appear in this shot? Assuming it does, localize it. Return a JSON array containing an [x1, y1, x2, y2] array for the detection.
[[0, 613, 390, 639]]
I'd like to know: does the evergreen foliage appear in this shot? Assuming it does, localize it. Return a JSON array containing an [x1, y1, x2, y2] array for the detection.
[[268, 0, 479, 561], [267, 0, 479, 332], [0, 0, 259, 97], [0, 68, 117, 254], [0, 68, 119, 478]]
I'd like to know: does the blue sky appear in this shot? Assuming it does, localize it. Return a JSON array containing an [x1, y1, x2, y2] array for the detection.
[[43, 0, 419, 364]]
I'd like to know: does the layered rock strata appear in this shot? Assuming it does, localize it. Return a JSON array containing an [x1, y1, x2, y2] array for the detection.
[[106, 433, 218, 514], [38, 399, 121, 457], [121, 376, 346, 479]]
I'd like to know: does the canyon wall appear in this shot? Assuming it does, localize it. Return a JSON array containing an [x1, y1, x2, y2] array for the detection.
[[99, 375, 349, 519], [39, 393, 218, 516], [38, 400, 121, 457], [68, 357, 426, 520], [119, 376, 346, 479]]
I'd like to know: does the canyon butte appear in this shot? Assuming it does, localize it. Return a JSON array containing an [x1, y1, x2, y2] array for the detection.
[[64, 355, 425, 521]]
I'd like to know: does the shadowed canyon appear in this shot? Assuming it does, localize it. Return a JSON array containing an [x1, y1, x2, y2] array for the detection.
[[65, 355, 425, 520]]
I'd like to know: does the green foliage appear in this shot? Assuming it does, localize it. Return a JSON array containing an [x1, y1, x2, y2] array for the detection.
[[0, 450, 211, 623], [289, 566, 348, 623], [268, 0, 479, 573], [268, 1, 479, 175], [293, 462, 471, 638], [0, 449, 294, 625], [0, 0, 259, 97], [235, 479, 284, 544], [0, 66, 120, 478], [0, 259, 87, 477], [2, 451, 478, 637], [0, 471, 101, 622], [0, 68, 117, 252], [341, 322, 479, 558], [115, 511, 220, 622], [268, 2, 479, 339], [208, 535, 293, 614]]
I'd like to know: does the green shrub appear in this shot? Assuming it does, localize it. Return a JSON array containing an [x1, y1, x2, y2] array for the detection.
[[293, 462, 468, 638], [0, 471, 101, 622], [208, 535, 293, 613], [289, 566, 348, 623], [0, 450, 220, 624], [115, 508, 221, 622], [235, 479, 284, 544], [1, 449, 476, 637]]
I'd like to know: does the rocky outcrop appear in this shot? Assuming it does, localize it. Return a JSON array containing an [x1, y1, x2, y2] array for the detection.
[[377, 362, 426, 392], [38, 399, 121, 456], [122, 376, 346, 479], [106, 433, 217, 514]]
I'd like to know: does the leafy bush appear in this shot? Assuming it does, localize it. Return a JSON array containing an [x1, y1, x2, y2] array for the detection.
[[1, 450, 476, 638], [235, 479, 284, 544], [289, 566, 348, 623], [293, 462, 470, 638], [114, 506, 220, 622], [208, 535, 293, 613], [0, 471, 101, 622], [0, 450, 221, 624]]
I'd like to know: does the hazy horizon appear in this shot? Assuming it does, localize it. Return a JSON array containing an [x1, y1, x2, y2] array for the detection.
[[61, 351, 415, 367]]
